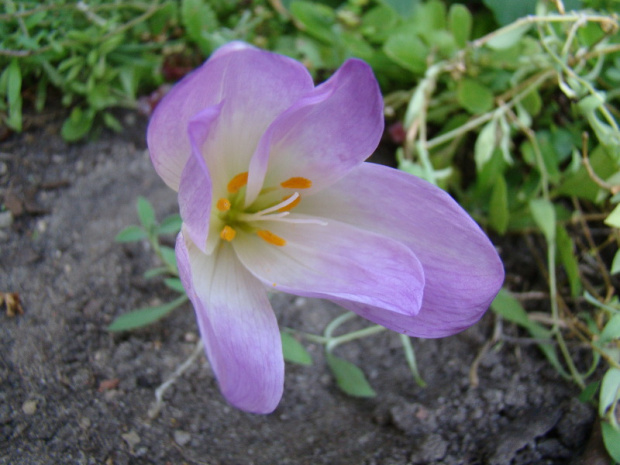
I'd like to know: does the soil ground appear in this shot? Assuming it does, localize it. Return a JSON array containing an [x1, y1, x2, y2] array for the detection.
[[0, 111, 604, 465]]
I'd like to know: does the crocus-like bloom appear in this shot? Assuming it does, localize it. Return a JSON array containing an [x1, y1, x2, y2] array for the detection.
[[147, 42, 504, 414]]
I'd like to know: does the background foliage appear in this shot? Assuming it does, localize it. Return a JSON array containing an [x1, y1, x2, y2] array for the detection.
[[3, 0, 620, 460]]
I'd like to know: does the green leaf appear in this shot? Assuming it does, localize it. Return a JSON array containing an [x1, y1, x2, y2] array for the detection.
[[181, 0, 218, 53], [107, 295, 188, 331], [529, 198, 556, 243], [103, 112, 123, 132], [601, 422, 620, 463], [6, 59, 22, 131], [160, 246, 177, 270], [383, 29, 429, 73], [486, 23, 532, 50], [281, 332, 313, 366], [601, 315, 620, 345], [612, 250, 620, 275], [448, 4, 472, 48], [115, 225, 147, 243], [605, 204, 620, 228], [600, 368, 620, 418], [556, 225, 581, 297], [158, 214, 182, 235], [380, 0, 420, 18], [482, 0, 535, 26], [164, 278, 185, 293], [61, 107, 94, 142], [555, 145, 616, 202], [326, 353, 376, 398], [144, 267, 170, 279], [491, 289, 531, 328], [474, 121, 497, 171], [290, 1, 337, 44], [489, 174, 509, 234], [578, 380, 600, 403], [136, 196, 156, 229], [457, 79, 494, 114]]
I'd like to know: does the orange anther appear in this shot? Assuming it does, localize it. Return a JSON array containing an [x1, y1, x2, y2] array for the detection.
[[216, 198, 231, 212], [227, 172, 249, 193], [280, 177, 312, 189], [256, 230, 286, 246], [220, 225, 236, 242]]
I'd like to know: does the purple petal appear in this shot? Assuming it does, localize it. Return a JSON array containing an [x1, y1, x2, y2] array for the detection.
[[177, 106, 223, 254], [299, 163, 504, 337], [176, 232, 284, 414], [232, 219, 424, 316], [245, 59, 384, 205], [148, 42, 314, 191]]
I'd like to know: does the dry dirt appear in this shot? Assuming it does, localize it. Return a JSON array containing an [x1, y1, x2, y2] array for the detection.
[[0, 113, 602, 464]]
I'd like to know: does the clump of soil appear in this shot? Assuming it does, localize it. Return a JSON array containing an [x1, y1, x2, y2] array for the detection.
[[1, 114, 598, 464]]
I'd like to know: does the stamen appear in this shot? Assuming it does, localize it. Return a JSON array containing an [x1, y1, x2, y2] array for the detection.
[[257, 230, 286, 246], [220, 225, 236, 242], [278, 194, 301, 212], [216, 198, 231, 212], [227, 172, 248, 193], [281, 177, 312, 189]]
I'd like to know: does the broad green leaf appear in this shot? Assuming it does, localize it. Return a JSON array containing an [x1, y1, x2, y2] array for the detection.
[[457, 79, 494, 114], [61, 107, 94, 141], [326, 353, 376, 397], [486, 23, 532, 50], [556, 225, 581, 297], [579, 380, 600, 403], [115, 225, 147, 243], [290, 1, 337, 44], [281, 332, 313, 366], [107, 295, 188, 331], [384, 30, 428, 73], [601, 315, 620, 344], [482, 0, 535, 26], [164, 278, 185, 293], [160, 246, 177, 270], [601, 422, 620, 463], [600, 368, 620, 418], [491, 289, 531, 328], [158, 214, 182, 235], [103, 112, 123, 132], [555, 145, 616, 202], [136, 196, 156, 229], [605, 204, 620, 228], [474, 121, 497, 171], [448, 4, 472, 48], [380, 0, 419, 18], [529, 198, 556, 243], [361, 6, 398, 43], [489, 174, 509, 234]]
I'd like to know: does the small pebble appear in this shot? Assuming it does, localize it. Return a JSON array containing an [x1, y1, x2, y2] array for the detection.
[[0, 211, 13, 229], [121, 430, 141, 449], [174, 430, 191, 446], [22, 400, 37, 415]]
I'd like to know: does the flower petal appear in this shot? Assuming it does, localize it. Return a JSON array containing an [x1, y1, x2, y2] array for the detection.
[[245, 59, 384, 205], [176, 232, 284, 413], [178, 106, 224, 254], [232, 219, 424, 316], [148, 42, 314, 191], [299, 163, 504, 336]]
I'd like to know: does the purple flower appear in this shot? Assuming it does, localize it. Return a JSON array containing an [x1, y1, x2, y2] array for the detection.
[[147, 42, 504, 414]]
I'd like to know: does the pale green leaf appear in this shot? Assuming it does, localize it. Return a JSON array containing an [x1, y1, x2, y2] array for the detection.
[[448, 4, 472, 48], [326, 353, 376, 398], [529, 198, 556, 243], [489, 174, 509, 234], [601, 315, 620, 344], [136, 196, 156, 229], [600, 368, 620, 418], [115, 225, 147, 243], [605, 204, 620, 228], [474, 120, 497, 171], [281, 332, 313, 366], [107, 295, 188, 332], [164, 278, 185, 293], [458, 79, 494, 114], [601, 422, 620, 462]]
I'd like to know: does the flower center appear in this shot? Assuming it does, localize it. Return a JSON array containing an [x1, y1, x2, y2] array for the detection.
[[215, 172, 323, 247]]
